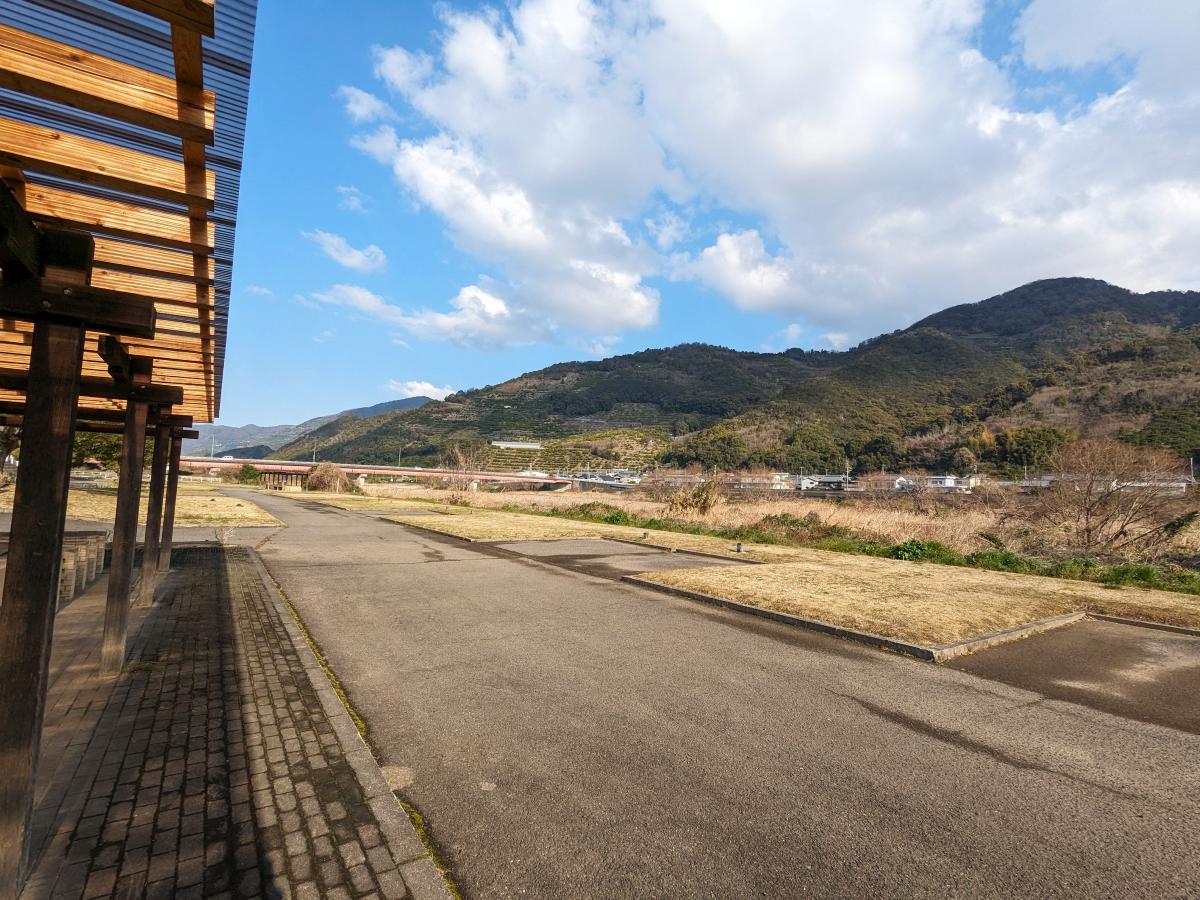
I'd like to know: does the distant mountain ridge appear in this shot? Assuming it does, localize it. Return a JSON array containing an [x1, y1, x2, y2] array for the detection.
[[265, 278, 1200, 473], [185, 396, 431, 456]]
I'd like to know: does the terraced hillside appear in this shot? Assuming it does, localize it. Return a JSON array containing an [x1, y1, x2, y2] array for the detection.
[[480, 430, 672, 472], [269, 279, 1200, 474]]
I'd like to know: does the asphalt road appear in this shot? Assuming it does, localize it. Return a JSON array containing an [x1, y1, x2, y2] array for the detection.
[[244, 490, 1200, 899], [949, 617, 1200, 735]]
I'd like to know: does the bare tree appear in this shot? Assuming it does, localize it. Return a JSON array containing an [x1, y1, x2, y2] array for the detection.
[[306, 461, 351, 493], [440, 441, 488, 472], [440, 441, 488, 492], [1022, 438, 1196, 559]]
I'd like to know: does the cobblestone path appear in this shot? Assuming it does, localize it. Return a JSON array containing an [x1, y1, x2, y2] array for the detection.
[[22, 546, 445, 900]]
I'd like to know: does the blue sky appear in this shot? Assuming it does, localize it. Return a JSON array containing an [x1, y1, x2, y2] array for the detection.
[[222, 0, 1198, 425]]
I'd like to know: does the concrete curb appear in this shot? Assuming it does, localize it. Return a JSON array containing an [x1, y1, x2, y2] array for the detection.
[[1086, 613, 1200, 637], [391, 516, 764, 566], [245, 550, 452, 899], [928, 612, 1086, 661], [622, 576, 1103, 663], [604, 536, 765, 564]]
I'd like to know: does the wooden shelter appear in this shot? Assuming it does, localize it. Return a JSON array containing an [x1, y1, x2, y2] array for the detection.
[[0, 1, 257, 892]]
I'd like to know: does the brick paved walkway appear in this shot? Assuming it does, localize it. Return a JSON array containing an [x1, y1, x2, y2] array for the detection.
[[22, 546, 447, 899]]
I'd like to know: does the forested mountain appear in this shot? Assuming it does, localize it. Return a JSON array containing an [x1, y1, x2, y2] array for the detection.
[[186, 396, 431, 456], [269, 278, 1200, 473]]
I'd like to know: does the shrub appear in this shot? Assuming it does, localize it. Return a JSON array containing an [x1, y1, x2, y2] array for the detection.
[[1021, 438, 1193, 559], [665, 479, 724, 516], [306, 461, 351, 493], [966, 548, 1044, 574], [236, 463, 262, 485], [887, 540, 966, 565]]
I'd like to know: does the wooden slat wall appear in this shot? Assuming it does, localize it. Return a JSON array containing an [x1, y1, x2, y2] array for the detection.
[[0, 23, 214, 143], [0, 2, 234, 422]]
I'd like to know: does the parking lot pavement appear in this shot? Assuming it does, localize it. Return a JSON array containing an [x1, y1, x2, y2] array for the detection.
[[948, 617, 1200, 734], [242, 489, 1200, 899], [492, 537, 746, 578]]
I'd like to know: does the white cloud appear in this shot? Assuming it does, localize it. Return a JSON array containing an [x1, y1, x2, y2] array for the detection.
[[674, 230, 800, 311], [312, 330, 336, 344], [580, 335, 619, 357], [386, 379, 455, 401], [302, 229, 387, 273], [820, 332, 850, 350], [348, 0, 1200, 341], [394, 285, 548, 349], [336, 85, 396, 124], [245, 284, 273, 297], [337, 185, 368, 213], [311, 284, 405, 323], [308, 283, 542, 350]]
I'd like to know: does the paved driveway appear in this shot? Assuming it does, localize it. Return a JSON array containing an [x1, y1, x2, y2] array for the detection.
[[244, 490, 1200, 899]]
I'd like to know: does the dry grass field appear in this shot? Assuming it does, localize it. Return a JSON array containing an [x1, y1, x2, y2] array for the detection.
[[638, 561, 1200, 645], [0, 482, 282, 528], [355, 495, 1200, 645], [362, 482, 1145, 554]]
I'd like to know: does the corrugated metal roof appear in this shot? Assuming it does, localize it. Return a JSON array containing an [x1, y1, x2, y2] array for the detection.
[[0, 0, 259, 416]]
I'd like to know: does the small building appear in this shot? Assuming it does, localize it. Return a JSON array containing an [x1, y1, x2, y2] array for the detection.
[[855, 473, 916, 493], [809, 474, 849, 491], [923, 474, 974, 493], [490, 440, 543, 450], [728, 472, 795, 492], [643, 471, 707, 488]]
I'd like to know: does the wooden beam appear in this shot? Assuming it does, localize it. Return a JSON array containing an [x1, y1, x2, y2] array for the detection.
[[138, 422, 171, 605], [0, 116, 215, 210], [22, 184, 214, 255], [170, 24, 217, 421], [111, 0, 215, 37], [39, 228, 94, 284], [101, 398, 149, 675], [0, 277, 156, 338], [97, 334, 132, 382], [0, 322, 208, 358], [0, 371, 183, 405], [0, 318, 84, 894], [0, 400, 190, 430], [158, 433, 183, 571], [92, 237, 213, 284], [91, 268, 214, 312], [0, 178, 39, 277], [0, 24, 215, 144]]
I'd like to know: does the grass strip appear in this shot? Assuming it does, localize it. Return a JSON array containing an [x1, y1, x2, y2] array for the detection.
[[498, 501, 1200, 597]]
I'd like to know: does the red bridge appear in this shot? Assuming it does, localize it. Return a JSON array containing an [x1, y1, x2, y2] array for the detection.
[[182, 457, 574, 488]]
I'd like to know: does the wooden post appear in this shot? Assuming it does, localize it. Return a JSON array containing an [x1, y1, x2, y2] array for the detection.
[[0, 319, 84, 895], [137, 422, 170, 605], [99, 400, 148, 675], [157, 434, 182, 572]]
